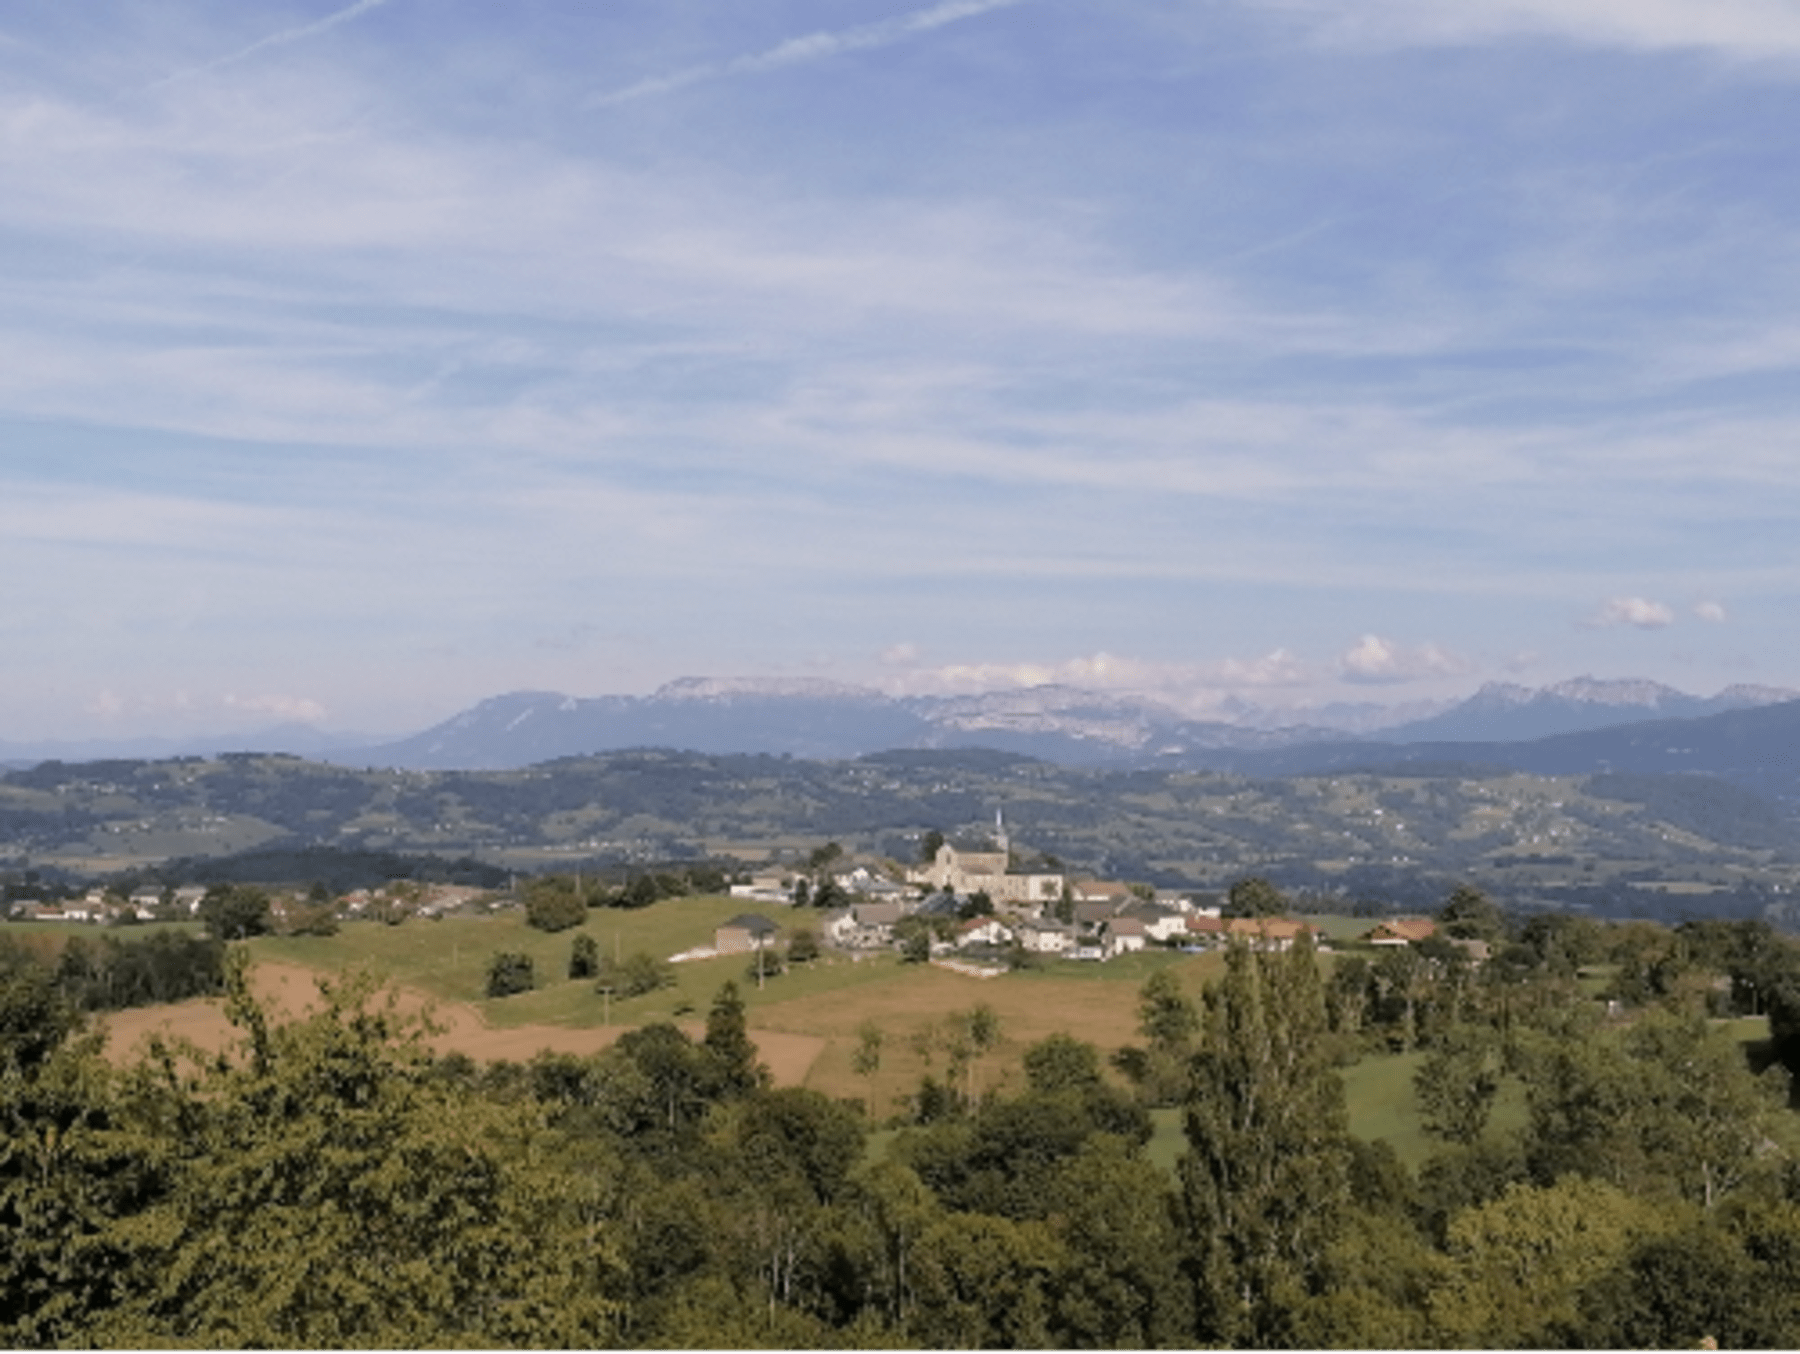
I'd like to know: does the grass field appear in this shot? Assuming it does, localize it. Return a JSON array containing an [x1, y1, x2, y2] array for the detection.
[[243, 899, 1231, 1108], [1340, 1051, 1531, 1169], [0, 920, 201, 939], [107, 901, 1714, 1166]]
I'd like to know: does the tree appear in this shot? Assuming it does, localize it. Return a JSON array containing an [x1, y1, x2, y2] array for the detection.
[[0, 958, 149, 1347], [1139, 966, 1199, 1050], [105, 963, 620, 1347], [786, 929, 820, 966], [285, 900, 339, 937], [896, 918, 932, 964], [1414, 1023, 1503, 1144], [703, 982, 769, 1097], [1576, 1222, 1777, 1350], [620, 874, 659, 909], [1180, 936, 1351, 1345], [1113, 967, 1200, 1106], [610, 1023, 726, 1144], [909, 1213, 1063, 1348], [486, 951, 535, 998], [918, 830, 945, 864], [522, 877, 587, 932], [746, 946, 786, 985], [594, 951, 671, 999], [1523, 1009, 1787, 1208], [569, 932, 599, 980], [1224, 876, 1288, 919], [957, 891, 994, 921], [948, 1004, 1001, 1109], [1428, 1176, 1664, 1348], [1046, 1147, 1194, 1348], [198, 884, 271, 941], [851, 1020, 885, 1118], [1021, 1033, 1101, 1095], [1438, 882, 1506, 943]]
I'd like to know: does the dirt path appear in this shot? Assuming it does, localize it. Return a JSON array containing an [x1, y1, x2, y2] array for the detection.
[[98, 960, 826, 1087]]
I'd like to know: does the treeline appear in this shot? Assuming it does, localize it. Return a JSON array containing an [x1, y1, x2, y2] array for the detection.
[[129, 845, 510, 893], [0, 928, 224, 1014], [520, 866, 733, 931], [12, 914, 1800, 1346]]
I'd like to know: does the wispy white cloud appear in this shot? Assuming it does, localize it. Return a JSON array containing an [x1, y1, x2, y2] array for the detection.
[[1695, 599, 1729, 623], [590, 0, 1031, 106], [224, 692, 329, 723], [1262, 0, 1800, 61], [874, 648, 1319, 700], [141, 0, 394, 92], [1337, 634, 1472, 685], [1584, 596, 1677, 629]]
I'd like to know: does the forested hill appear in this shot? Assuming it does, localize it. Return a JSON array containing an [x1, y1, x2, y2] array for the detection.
[[4, 749, 1799, 919], [1217, 697, 1800, 800]]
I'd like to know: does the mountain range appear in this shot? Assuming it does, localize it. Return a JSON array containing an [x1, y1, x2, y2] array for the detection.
[[333, 676, 1799, 775], [4, 676, 1796, 777]]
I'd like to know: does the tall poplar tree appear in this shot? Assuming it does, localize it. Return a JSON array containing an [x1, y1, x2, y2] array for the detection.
[[1179, 935, 1351, 1346]]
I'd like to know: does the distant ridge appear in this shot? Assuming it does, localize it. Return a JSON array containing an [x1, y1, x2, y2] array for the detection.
[[335, 676, 1800, 774], [1216, 696, 1800, 802], [1376, 676, 1798, 743], [8, 675, 1795, 775]]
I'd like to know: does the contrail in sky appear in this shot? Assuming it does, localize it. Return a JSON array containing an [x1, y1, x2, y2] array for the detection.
[[143, 0, 393, 91], [590, 0, 1031, 107]]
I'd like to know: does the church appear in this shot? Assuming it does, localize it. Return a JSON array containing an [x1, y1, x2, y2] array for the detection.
[[907, 811, 1065, 909]]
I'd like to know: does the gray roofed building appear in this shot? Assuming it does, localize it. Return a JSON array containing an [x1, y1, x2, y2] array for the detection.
[[715, 914, 781, 954]]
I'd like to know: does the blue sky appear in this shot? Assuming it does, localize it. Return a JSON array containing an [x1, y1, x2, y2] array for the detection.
[[3, 0, 1798, 738]]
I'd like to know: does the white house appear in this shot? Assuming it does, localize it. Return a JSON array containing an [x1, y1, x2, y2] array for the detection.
[[1015, 918, 1075, 954], [955, 916, 1015, 949], [1105, 916, 1149, 956], [1121, 902, 1190, 944]]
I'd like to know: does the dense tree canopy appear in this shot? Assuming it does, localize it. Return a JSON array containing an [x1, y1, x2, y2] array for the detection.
[[4, 910, 1800, 1348]]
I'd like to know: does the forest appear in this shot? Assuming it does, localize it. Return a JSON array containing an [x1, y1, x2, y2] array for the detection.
[[7, 903, 1800, 1347]]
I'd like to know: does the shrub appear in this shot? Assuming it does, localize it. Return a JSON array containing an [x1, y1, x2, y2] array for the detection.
[[594, 951, 671, 998], [523, 878, 587, 932], [486, 951, 535, 998], [788, 930, 820, 965], [569, 933, 599, 980]]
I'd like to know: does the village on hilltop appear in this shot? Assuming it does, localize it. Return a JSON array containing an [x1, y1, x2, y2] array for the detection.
[[716, 812, 1355, 969]]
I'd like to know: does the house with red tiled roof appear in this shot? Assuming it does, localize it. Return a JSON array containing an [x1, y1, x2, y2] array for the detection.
[[1223, 916, 1316, 952], [1368, 917, 1437, 946]]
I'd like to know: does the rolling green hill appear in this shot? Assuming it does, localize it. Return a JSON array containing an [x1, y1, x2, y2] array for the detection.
[[4, 749, 1798, 920]]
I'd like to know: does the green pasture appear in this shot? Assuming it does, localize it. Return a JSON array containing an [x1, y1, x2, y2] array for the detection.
[[251, 894, 782, 1009], [1301, 914, 1381, 944], [245, 905, 1538, 1159], [1340, 1050, 1529, 1170], [1007, 947, 1221, 986], [0, 920, 203, 958]]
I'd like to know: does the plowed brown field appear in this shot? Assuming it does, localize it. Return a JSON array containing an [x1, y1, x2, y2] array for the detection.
[[98, 960, 826, 1087]]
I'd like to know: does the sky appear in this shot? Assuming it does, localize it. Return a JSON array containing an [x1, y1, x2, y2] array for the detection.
[[2, 0, 1798, 740]]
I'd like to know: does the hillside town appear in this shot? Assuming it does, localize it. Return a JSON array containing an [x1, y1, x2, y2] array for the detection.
[[0, 813, 1477, 972], [711, 813, 1350, 968]]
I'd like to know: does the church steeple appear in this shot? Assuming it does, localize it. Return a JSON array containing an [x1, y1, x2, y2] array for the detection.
[[994, 807, 1009, 857]]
